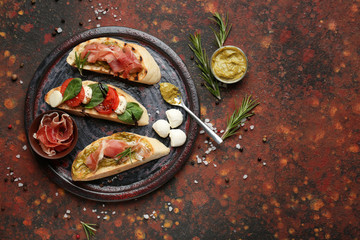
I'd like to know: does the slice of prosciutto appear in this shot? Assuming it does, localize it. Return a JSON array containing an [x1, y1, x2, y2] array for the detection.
[[84, 138, 151, 172], [81, 43, 143, 79], [33, 112, 74, 156]]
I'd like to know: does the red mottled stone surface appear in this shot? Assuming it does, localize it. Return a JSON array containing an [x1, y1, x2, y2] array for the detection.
[[1, 0, 359, 239]]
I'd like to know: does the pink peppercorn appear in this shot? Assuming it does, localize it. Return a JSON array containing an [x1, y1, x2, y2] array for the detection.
[[8, 124, 12, 129]]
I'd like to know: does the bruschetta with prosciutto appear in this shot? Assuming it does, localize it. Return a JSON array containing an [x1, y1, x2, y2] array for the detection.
[[71, 132, 170, 181], [66, 37, 161, 85], [45, 78, 149, 126]]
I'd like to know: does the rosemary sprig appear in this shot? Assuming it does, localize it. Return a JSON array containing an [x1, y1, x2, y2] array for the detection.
[[75, 52, 89, 76], [114, 147, 135, 164], [80, 221, 97, 240], [221, 95, 259, 140], [189, 33, 221, 100], [210, 12, 232, 48]]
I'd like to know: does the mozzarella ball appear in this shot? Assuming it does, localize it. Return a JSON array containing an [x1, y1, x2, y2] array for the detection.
[[152, 119, 171, 138], [166, 109, 183, 128], [48, 90, 63, 107], [82, 85, 93, 104], [169, 129, 187, 147]]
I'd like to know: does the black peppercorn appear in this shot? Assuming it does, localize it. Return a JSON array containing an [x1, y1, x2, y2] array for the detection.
[[190, 56, 194, 60], [79, 22, 83, 26], [20, 63, 24, 68], [225, 177, 229, 183], [4, 178, 8, 182], [258, 157, 262, 162], [239, 147, 243, 152], [190, 161, 195, 165], [61, 19, 65, 23]]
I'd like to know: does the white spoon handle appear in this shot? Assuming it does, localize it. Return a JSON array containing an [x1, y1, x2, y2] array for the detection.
[[180, 103, 223, 144]]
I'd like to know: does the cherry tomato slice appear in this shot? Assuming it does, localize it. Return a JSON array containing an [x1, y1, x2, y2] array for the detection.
[[94, 87, 119, 115], [60, 78, 85, 107]]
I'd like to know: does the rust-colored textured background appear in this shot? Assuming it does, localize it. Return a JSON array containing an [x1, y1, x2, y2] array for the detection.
[[1, 0, 359, 239]]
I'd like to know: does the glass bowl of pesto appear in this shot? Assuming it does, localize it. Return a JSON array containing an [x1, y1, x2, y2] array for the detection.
[[210, 45, 248, 84]]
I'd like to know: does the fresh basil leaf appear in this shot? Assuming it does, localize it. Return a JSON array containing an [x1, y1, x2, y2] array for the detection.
[[62, 78, 82, 102], [85, 83, 109, 109], [117, 102, 144, 124]]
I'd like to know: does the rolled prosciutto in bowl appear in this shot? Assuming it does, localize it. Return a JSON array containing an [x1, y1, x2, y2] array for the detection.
[[28, 110, 78, 159]]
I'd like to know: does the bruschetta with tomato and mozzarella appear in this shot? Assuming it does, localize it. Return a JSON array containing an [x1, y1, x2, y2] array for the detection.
[[66, 37, 161, 85], [45, 78, 149, 126], [71, 132, 170, 181]]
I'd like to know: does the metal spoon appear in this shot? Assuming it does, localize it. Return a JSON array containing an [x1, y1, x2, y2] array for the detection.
[[164, 93, 223, 145]]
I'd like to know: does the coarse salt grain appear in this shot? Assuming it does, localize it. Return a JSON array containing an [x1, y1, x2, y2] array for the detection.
[[236, 144, 241, 150], [167, 202, 171, 205], [243, 174, 248, 180], [23, 145, 27, 150], [250, 125, 254, 130], [96, 24, 101, 27], [213, 163, 217, 167], [19, 80, 23, 84], [143, 214, 149, 219], [263, 162, 267, 166], [16, 154, 20, 159], [196, 155, 202, 164], [205, 119, 210, 123], [239, 135, 242, 139], [97, 216, 100, 219], [56, 27, 62, 33], [199, 130, 205, 134], [83, 208, 87, 211], [194, 180, 198, 184], [203, 161, 209, 166], [18, 183, 23, 187], [66, 210, 71, 214], [169, 206, 173, 212], [55, 192, 58, 196], [112, 211, 116, 215]]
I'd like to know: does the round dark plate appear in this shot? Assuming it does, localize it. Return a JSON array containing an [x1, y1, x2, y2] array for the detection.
[[25, 27, 199, 202]]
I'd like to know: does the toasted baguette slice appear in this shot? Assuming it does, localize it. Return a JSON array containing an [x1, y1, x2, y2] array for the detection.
[[66, 37, 161, 85], [44, 80, 149, 126], [71, 132, 170, 181]]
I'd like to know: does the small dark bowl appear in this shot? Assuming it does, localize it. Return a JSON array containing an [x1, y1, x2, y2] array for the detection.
[[28, 110, 78, 160]]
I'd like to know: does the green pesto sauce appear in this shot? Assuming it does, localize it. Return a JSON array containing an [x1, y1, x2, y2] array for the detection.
[[211, 46, 247, 81], [159, 83, 181, 105], [72, 132, 152, 179], [85, 61, 111, 70]]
